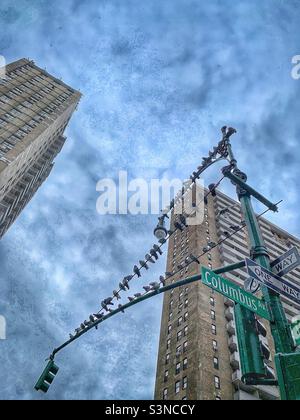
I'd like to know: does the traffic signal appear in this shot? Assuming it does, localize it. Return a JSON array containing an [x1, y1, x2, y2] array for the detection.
[[35, 360, 59, 393], [234, 304, 266, 384]]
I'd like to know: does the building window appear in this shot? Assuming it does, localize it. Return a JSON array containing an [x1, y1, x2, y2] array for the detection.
[[175, 381, 181, 394], [163, 388, 168, 400], [176, 345, 181, 357], [178, 303, 183, 313], [184, 287, 189, 295], [211, 310, 216, 320], [184, 326, 188, 336], [213, 340, 218, 351], [213, 357, 219, 370], [183, 341, 188, 353], [212, 324, 217, 335], [183, 358, 188, 370], [184, 312, 188, 322], [168, 325, 172, 335], [165, 354, 170, 365], [178, 316, 183, 327], [167, 339, 171, 349], [182, 396, 187, 400], [164, 370, 169, 383], [208, 263, 212, 269], [177, 331, 182, 342], [214, 376, 221, 390], [175, 362, 181, 375], [184, 298, 188, 308], [216, 396, 221, 401], [182, 376, 188, 390], [210, 297, 215, 306], [179, 291, 183, 300], [169, 312, 173, 321]]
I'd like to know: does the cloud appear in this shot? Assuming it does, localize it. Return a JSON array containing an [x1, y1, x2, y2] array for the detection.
[[0, 0, 299, 400]]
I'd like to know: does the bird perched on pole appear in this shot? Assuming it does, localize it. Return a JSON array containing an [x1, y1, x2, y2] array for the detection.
[[123, 276, 132, 289], [113, 290, 121, 300], [128, 296, 135, 302], [153, 244, 163, 255], [118, 304, 125, 313], [159, 276, 166, 286], [143, 285, 151, 292], [133, 265, 141, 277], [150, 282, 160, 291], [93, 313, 104, 320], [145, 253, 155, 264], [139, 260, 149, 270], [104, 297, 114, 306], [190, 254, 200, 264], [150, 248, 159, 260]]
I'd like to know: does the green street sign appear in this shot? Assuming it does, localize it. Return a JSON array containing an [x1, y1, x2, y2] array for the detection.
[[291, 316, 300, 347], [201, 267, 271, 321]]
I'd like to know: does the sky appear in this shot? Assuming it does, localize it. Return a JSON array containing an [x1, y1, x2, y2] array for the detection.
[[0, 0, 299, 400]]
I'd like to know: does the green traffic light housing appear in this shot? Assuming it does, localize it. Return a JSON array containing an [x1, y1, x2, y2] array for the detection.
[[35, 360, 59, 393]]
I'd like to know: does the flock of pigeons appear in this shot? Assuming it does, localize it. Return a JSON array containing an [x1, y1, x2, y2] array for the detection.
[[68, 126, 239, 341]]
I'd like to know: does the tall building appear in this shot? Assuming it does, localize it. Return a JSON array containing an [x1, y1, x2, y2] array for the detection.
[[154, 189, 300, 400], [0, 58, 81, 238]]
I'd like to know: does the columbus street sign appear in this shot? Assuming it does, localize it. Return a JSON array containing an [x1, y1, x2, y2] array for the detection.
[[201, 267, 271, 320], [245, 258, 300, 305], [271, 247, 300, 278]]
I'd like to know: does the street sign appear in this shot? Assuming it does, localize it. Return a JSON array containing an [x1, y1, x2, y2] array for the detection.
[[291, 315, 300, 347], [271, 246, 300, 277], [245, 258, 300, 305], [244, 277, 260, 294], [201, 267, 271, 320]]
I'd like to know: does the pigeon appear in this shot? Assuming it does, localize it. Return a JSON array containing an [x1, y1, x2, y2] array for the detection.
[[207, 241, 217, 248], [133, 265, 141, 277], [208, 184, 217, 197], [123, 277, 131, 289], [145, 253, 155, 264], [174, 222, 184, 231], [226, 127, 237, 138], [119, 282, 127, 292], [101, 301, 109, 311], [143, 285, 151, 292], [139, 260, 149, 270], [69, 334, 74, 340], [159, 276, 166, 286], [190, 254, 200, 264], [150, 249, 159, 260], [104, 297, 114, 306], [93, 313, 104, 320], [80, 323, 86, 330], [221, 126, 227, 136], [153, 244, 163, 255], [150, 282, 160, 291], [128, 296, 135, 302], [89, 315, 95, 323], [118, 304, 125, 313], [113, 290, 121, 300], [84, 320, 91, 327], [134, 293, 142, 298], [165, 272, 173, 278], [75, 328, 81, 335]]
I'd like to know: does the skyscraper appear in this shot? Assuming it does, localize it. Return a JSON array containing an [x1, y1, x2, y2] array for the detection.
[[154, 189, 300, 400], [0, 58, 81, 238]]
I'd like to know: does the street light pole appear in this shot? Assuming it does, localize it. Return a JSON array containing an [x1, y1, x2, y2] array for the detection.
[[223, 136, 295, 387]]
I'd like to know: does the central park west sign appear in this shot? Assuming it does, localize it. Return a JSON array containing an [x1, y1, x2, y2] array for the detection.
[[201, 267, 271, 321]]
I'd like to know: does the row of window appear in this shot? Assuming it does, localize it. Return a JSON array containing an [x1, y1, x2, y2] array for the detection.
[[164, 358, 188, 382]]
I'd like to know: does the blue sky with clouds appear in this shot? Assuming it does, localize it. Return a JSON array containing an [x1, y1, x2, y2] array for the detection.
[[0, 0, 299, 400]]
